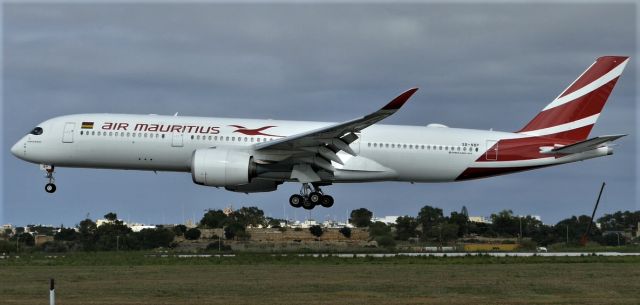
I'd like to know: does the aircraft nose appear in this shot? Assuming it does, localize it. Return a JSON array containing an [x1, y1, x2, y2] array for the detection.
[[11, 140, 22, 158]]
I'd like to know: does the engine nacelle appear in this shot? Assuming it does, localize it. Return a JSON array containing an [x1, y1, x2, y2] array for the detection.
[[191, 148, 255, 187]]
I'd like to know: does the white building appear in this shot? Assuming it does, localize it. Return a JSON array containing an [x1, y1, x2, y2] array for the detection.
[[129, 224, 157, 232], [469, 216, 492, 224], [372, 216, 399, 225]]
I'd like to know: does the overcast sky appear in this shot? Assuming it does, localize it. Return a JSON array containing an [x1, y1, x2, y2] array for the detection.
[[2, 2, 637, 227]]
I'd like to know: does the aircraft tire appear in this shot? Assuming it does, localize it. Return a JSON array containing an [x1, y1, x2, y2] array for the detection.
[[309, 192, 322, 204], [45, 183, 56, 193], [302, 199, 315, 210], [320, 195, 334, 208], [289, 195, 304, 208]]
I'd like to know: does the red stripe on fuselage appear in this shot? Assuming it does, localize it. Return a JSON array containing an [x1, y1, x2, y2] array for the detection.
[[456, 165, 552, 181], [477, 136, 574, 162], [559, 56, 626, 98]]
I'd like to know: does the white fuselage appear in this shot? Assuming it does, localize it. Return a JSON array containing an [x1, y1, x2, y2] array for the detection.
[[11, 113, 610, 184]]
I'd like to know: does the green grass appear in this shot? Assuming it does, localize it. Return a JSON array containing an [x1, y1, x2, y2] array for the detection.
[[1, 253, 639, 304]]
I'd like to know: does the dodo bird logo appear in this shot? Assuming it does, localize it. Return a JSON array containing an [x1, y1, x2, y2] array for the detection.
[[229, 125, 284, 137]]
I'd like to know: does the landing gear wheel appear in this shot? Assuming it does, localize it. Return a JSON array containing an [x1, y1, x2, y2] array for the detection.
[[289, 195, 303, 208], [309, 192, 322, 204], [320, 195, 334, 208], [302, 199, 315, 210], [45, 183, 56, 193]]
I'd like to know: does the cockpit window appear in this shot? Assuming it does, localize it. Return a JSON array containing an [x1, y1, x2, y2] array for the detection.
[[30, 127, 43, 135]]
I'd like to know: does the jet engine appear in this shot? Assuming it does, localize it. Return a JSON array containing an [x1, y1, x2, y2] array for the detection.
[[191, 148, 256, 187]]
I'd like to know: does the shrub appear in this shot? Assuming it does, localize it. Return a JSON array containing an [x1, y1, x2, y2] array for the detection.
[[206, 241, 232, 251], [309, 225, 324, 238], [339, 227, 352, 238], [184, 228, 201, 240], [375, 235, 396, 249]]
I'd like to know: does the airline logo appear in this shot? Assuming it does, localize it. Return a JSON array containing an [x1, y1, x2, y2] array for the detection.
[[100, 122, 220, 134], [229, 125, 284, 137], [81, 122, 94, 129], [519, 56, 629, 141]]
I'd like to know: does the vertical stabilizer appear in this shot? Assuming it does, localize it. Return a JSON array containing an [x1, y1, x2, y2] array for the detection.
[[519, 56, 629, 141]]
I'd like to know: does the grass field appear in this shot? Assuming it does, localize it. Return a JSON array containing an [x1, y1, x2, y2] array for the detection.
[[1, 253, 639, 305]]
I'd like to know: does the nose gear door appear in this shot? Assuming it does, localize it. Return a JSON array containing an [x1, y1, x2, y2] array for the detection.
[[62, 122, 75, 143]]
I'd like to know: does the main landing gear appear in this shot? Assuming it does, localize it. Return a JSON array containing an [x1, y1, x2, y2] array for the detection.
[[289, 183, 334, 210], [42, 165, 56, 193]]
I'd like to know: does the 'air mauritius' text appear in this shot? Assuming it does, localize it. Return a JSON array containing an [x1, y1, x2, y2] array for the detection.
[[101, 122, 220, 134]]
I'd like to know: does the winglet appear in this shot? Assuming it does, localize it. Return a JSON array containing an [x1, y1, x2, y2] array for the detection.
[[382, 88, 419, 110]]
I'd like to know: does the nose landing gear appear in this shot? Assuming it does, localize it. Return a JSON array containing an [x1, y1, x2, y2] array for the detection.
[[288, 183, 334, 210], [42, 165, 56, 193]]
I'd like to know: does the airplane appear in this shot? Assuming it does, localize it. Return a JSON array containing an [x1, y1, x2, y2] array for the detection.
[[11, 56, 630, 210]]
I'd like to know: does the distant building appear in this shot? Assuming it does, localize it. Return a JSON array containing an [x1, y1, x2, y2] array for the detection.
[[97, 218, 158, 232], [1, 224, 14, 236], [469, 216, 492, 224], [518, 215, 542, 222], [372, 216, 399, 225], [34, 235, 54, 246], [129, 224, 157, 232]]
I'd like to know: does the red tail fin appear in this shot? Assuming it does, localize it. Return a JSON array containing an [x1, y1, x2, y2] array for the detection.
[[519, 56, 629, 141]]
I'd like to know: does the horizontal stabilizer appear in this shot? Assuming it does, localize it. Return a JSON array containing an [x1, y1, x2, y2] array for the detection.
[[550, 134, 626, 154]]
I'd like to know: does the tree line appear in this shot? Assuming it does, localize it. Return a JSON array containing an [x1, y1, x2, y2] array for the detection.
[[1, 206, 638, 253], [349, 206, 640, 247]]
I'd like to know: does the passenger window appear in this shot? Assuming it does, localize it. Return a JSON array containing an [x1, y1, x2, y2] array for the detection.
[[127, 132, 131, 137], [80, 131, 83, 135], [92, 131, 95, 135], [161, 134, 165, 139], [226, 136, 229, 141], [197, 135, 200, 140], [208, 136, 212, 140], [98, 131, 102, 136], [403, 144, 407, 149]]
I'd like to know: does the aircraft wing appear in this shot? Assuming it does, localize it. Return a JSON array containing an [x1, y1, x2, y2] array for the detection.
[[254, 88, 418, 153], [252, 88, 418, 181], [551, 134, 626, 154]]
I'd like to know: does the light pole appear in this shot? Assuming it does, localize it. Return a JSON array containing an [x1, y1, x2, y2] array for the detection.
[[519, 217, 523, 241], [566, 225, 569, 245]]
